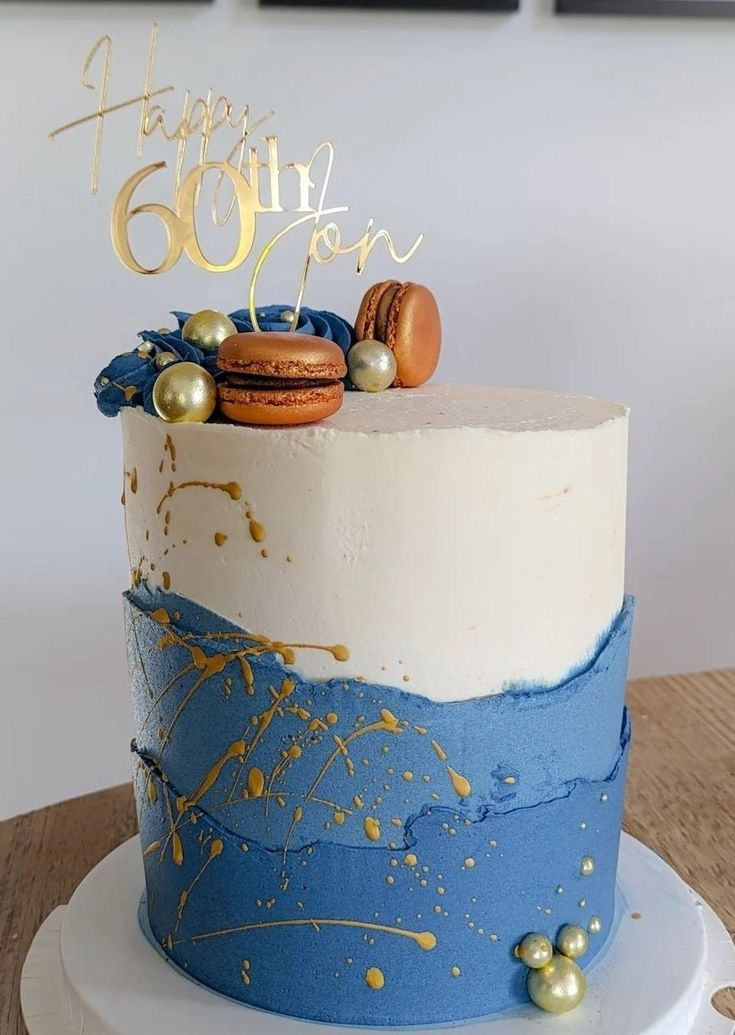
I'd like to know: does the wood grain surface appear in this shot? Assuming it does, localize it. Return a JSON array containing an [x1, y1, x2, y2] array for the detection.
[[2, 670, 734, 1034]]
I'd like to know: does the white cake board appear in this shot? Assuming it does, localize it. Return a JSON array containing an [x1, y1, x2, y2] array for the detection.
[[20, 833, 735, 1035]]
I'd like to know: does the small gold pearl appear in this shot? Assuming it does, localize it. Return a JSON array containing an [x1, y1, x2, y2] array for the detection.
[[527, 953, 586, 1014], [556, 924, 588, 960], [152, 362, 217, 424], [181, 310, 237, 352], [156, 352, 177, 370], [137, 341, 154, 356], [580, 856, 595, 876], [281, 310, 296, 325], [347, 339, 397, 393], [588, 916, 602, 935], [157, 327, 173, 334], [516, 932, 553, 969], [99, 375, 110, 385]]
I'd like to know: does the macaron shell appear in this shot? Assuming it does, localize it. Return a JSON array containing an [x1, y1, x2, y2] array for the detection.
[[218, 332, 347, 380], [374, 282, 401, 341], [385, 282, 441, 388], [354, 280, 399, 342], [218, 381, 344, 426]]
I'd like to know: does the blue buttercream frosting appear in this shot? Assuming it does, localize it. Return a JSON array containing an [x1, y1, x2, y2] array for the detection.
[[127, 588, 633, 1026], [94, 306, 355, 418]]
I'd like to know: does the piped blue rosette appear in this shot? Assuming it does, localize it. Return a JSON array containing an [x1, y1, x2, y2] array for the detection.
[[94, 305, 355, 417]]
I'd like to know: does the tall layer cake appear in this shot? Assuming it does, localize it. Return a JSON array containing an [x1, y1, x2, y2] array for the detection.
[[119, 382, 632, 1026]]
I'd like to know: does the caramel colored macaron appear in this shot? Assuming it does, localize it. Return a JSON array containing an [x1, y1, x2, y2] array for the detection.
[[355, 281, 441, 388], [217, 332, 347, 426]]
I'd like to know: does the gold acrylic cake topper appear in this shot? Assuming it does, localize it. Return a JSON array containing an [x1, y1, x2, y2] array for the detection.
[[49, 26, 423, 330]]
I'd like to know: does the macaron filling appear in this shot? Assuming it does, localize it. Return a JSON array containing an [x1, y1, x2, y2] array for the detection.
[[224, 373, 339, 391]]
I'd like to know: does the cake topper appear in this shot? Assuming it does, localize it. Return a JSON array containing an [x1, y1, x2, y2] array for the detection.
[[49, 25, 423, 332]]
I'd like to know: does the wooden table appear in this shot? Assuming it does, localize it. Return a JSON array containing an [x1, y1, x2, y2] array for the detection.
[[2, 671, 734, 1034]]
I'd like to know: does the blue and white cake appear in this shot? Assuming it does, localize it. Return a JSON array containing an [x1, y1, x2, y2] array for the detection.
[[117, 383, 631, 1026]]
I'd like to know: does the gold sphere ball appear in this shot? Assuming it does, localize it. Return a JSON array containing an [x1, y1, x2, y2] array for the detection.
[[157, 326, 173, 334], [152, 362, 217, 424], [527, 953, 586, 1014], [556, 924, 589, 960], [182, 309, 237, 353], [137, 341, 154, 356], [348, 339, 397, 393], [281, 310, 296, 325], [516, 932, 554, 969], [580, 856, 595, 877], [155, 351, 178, 370]]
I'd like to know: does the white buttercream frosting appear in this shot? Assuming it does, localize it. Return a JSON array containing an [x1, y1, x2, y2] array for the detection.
[[120, 384, 628, 701]]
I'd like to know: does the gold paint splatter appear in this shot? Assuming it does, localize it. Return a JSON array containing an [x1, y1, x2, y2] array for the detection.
[[353, 795, 364, 810], [162, 571, 171, 590], [451, 966, 461, 978], [130, 467, 138, 494], [464, 857, 475, 869], [261, 548, 269, 558], [504, 776, 517, 785], [365, 967, 385, 990], [431, 740, 447, 762], [364, 816, 381, 842], [249, 519, 266, 543], [326, 712, 339, 725], [247, 767, 265, 798], [631, 912, 642, 920], [402, 771, 414, 782], [214, 532, 228, 547], [334, 811, 346, 825], [447, 766, 471, 798], [404, 853, 418, 867]]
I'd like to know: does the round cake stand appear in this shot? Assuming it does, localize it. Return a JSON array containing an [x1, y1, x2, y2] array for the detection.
[[20, 833, 735, 1035]]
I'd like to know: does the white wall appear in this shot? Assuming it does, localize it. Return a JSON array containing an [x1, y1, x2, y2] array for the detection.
[[2, 0, 734, 819]]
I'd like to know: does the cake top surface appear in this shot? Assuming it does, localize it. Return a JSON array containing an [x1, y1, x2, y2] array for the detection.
[[320, 384, 627, 434], [125, 383, 626, 438]]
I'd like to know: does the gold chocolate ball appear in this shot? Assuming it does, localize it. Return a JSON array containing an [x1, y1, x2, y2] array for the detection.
[[556, 924, 589, 960], [281, 310, 296, 325], [152, 362, 217, 423], [516, 932, 553, 969], [348, 339, 397, 393], [182, 309, 237, 353], [155, 351, 178, 370], [527, 953, 586, 1014], [137, 340, 154, 356]]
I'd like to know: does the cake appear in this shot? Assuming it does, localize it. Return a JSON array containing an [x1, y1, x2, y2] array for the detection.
[[99, 308, 632, 1026]]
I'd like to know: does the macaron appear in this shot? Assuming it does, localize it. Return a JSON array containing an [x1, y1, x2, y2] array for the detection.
[[217, 332, 347, 426], [354, 281, 441, 388]]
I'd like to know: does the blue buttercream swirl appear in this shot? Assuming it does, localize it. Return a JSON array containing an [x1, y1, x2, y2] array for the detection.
[[224, 305, 354, 353], [94, 305, 355, 418]]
